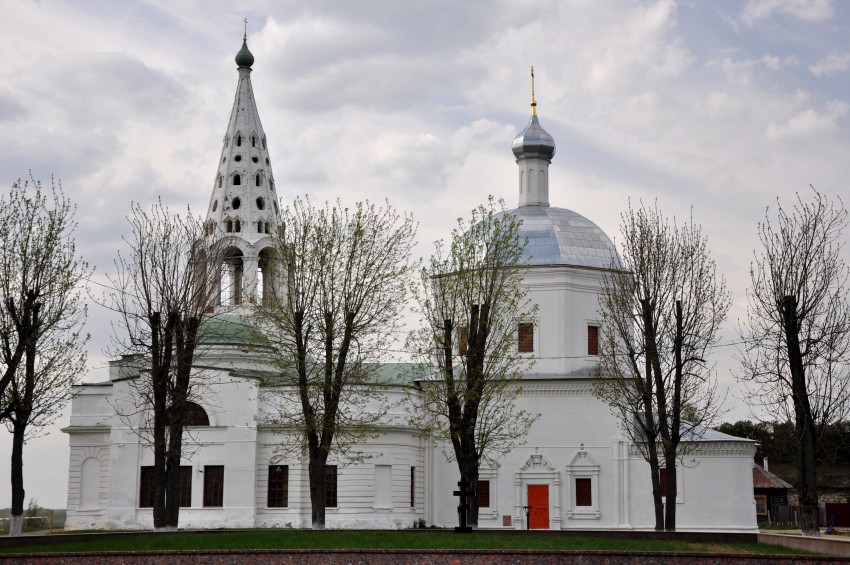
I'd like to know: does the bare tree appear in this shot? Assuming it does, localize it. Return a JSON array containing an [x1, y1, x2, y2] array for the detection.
[[108, 200, 224, 530], [407, 197, 538, 527], [739, 189, 850, 537], [594, 202, 729, 531], [0, 176, 89, 536], [253, 197, 417, 530]]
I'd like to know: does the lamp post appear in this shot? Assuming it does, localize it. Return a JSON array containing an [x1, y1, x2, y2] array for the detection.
[[522, 505, 532, 530]]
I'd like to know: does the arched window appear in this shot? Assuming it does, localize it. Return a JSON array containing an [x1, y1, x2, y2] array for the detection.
[[220, 247, 244, 306], [232, 197, 241, 210], [218, 175, 222, 188], [255, 173, 261, 187], [264, 222, 270, 234], [235, 220, 241, 233], [257, 220, 263, 233], [236, 135, 242, 147], [212, 200, 218, 212], [226, 219, 233, 233], [262, 136, 267, 150], [184, 402, 210, 426], [251, 135, 256, 148], [233, 174, 241, 186], [256, 197, 265, 210], [269, 179, 275, 191]]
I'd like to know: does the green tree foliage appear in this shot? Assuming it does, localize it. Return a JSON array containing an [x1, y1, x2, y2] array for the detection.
[[253, 197, 417, 530], [0, 176, 89, 536], [595, 202, 729, 532], [739, 189, 850, 536], [108, 201, 224, 531], [407, 197, 538, 526]]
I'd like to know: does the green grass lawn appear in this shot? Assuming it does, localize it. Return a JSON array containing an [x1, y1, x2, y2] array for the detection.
[[0, 529, 811, 555]]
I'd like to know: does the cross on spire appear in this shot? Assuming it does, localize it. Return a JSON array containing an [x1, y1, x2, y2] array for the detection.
[[243, 18, 248, 41], [530, 65, 537, 116]]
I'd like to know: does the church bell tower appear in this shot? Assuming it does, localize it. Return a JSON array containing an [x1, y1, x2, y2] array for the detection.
[[205, 34, 281, 309]]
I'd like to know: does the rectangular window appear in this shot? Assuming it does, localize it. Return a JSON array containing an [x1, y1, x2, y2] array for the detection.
[[203, 465, 223, 507], [518, 322, 534, 353], [477, 480, 490, 508], [587, 325, 599, 355], [410, 466, 415, 508], [459, 326, 468, 356], [755, 494, 767, 515], [139, 466, 155, 508], [325, 465, 338, 508], [140, 466, 192, 508], [179, 466, 192, 507], [575, 478, 592, 506], [374, 465, 392, 508], [267, 465, 289, 508]]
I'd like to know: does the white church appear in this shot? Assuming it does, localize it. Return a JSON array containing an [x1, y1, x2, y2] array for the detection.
[[63, 39, 758, 532]]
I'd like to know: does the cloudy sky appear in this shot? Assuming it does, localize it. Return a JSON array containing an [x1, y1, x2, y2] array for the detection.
[[1, 0, 849, 508]]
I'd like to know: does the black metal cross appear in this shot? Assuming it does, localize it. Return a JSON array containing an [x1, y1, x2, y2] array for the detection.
[[453, 477, 475, 533]]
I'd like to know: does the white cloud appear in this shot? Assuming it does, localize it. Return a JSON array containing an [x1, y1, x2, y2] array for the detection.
[[741, 0, 834, 25], [707, 54, 800, 85], [810, 52, 850, 77], [767, 100, 848, 141]]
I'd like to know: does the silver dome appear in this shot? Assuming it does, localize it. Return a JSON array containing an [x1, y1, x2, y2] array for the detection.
[[512, 115, 556, 161], [502, 206, 621, 268]]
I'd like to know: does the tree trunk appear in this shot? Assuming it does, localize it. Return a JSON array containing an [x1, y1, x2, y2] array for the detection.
[[784, 296, 820, 536], [9, 421, 25, 536], [664, 452, 677, 531], [308, 454, 327, 530], [640, 298, 664, 531]]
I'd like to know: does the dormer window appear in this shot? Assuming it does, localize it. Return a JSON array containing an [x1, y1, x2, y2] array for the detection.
[[264, 222, 270, 234], [236, 135, 242, 147], [217, 176, 222, 188], [212, 200, 218, 212], [226, 219, 233, 233], [255, 174, 262, 187], [251, 135, 257, 148], [257, 221, 263, 233], [233, 174, 241, 186], [235, 220, 241, 233], [262, 136, 267, 150]]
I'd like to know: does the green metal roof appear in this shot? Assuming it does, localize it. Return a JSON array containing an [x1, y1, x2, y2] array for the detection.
[[198, 313, 261, 346]]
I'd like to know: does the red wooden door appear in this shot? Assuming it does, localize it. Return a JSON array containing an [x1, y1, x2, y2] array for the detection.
[[527, 485, 549, 529]]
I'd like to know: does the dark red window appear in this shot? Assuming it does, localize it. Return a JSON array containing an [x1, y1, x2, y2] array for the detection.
[[141, 466, 192, 507], [477, 480, 490, 508], [518, 322, 534, 353], [139, 466, 155, 508], [203, 465, 224, 507], [268, 465, 289, 508], [179, 466, 192, 507], [659, 468, 675, 498], [587, 325, 599, 355], [410, 466, 415, 508], [575, 478, 592, 506], [325, 465, 338, 508]]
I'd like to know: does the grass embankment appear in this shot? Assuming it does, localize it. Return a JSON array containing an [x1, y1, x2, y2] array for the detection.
[[1, 529, 810, 555]]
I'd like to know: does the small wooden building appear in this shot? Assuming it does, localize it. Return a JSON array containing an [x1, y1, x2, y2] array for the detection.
[[753, 463, 791, 524]]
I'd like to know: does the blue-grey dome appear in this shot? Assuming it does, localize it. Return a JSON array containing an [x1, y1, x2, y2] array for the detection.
[[503, 206, 621, 268], [512, 115, 556, 161]]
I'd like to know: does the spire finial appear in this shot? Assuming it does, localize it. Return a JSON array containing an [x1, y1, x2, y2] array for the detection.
[[530, 65, 537, 116], [243, 17, 248, 41]]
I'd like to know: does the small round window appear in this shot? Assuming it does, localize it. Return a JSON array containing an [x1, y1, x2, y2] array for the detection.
[[232, 197, 241, 210], [212, 200, 218, 212], [252, 156, 259, 163], [234, 155, 242, 162], [256, 197, 265, 210]]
